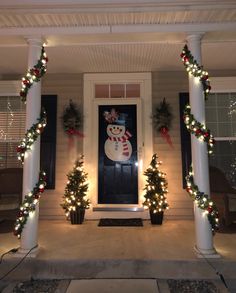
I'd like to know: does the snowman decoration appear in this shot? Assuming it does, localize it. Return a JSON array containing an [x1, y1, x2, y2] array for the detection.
[[104, 108, 132, 162]]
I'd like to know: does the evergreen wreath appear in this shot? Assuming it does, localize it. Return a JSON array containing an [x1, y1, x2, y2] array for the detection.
[[62, 100, 83, 135], [153, 98, 173, 147], [153, 98, 173, 133]]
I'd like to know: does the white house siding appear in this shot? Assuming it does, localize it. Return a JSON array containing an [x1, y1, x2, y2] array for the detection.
[[39, 70, 236, 220], [38, 71, 192, 220], [152, 71, 193, 220], [40, 73, 84, 220]]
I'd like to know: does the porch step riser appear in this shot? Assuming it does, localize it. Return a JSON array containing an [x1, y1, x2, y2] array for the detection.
[[2, 259, 236, 281]]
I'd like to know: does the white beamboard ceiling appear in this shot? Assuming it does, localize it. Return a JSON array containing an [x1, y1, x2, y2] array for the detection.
[[0, 0, 236, 75], [0, 41, 236, 75]]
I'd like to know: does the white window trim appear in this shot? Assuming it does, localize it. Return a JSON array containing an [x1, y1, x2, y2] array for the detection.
[[211, 77, 236, 93], [83, 73, 152, 216], [0, 81, 21, 96]]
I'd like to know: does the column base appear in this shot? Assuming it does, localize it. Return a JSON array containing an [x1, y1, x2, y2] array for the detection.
[[194, 245, 221, 258], [12, 245, 39, 258]]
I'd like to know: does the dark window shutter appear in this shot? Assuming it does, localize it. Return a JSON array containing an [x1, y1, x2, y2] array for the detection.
[[40, 95, 57, 189], [179, 93, 191, 188]]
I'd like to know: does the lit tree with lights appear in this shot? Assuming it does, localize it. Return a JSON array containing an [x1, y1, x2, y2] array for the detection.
[[61, 156, 90, 223], [143, 154, 169, 223]]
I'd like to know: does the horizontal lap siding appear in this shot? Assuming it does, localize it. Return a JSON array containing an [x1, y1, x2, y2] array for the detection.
[[40, 74, 83, 220], [40, 72, 192, 220], [152, 71, 193, 219]]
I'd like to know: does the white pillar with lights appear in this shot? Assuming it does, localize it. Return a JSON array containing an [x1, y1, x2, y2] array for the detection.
[[187, 33, 218, 257], [19, 37, 43, 255]]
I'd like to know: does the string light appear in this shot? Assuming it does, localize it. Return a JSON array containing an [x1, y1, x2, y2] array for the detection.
[[184, 104, 215, 154], [17, 109, 47, 163], [14, 171, 46, 238], [186, 167, 219, 233], [180, 44, 211, 99], [143, 154, 169, 213], [20, 46, 48, 103], [61, 155, 90, 219], [14, 46, 48, 238]]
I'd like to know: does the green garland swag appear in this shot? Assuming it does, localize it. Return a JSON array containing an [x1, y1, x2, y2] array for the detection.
[[15, 46, 48, 237], [186, 167, 219, 233], [20, 46, 48, 103], [17, 109, 47, 163], [180, 45, 219, 233], [180, 44, 211, 99], [183, 104, 215, 154], [14, 171, 46, 238]]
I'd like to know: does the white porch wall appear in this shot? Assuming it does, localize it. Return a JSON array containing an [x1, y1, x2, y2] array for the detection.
[[152, 71, 193, 220], [38, 70, 236, 220], [40, 73, 83, 220], [38, 71, 192, 220]]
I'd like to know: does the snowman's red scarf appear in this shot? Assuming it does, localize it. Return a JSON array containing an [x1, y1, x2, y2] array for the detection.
[[108, 130, 132, 142]]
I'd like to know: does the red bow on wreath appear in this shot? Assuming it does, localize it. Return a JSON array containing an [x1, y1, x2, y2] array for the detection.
[[153, 98, 173, 148]]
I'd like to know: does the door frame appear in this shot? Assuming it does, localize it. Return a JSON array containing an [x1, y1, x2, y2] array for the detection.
[[83, 73, 153, 214]]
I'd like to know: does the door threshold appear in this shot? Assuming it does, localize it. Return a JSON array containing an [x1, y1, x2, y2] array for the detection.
[[93, 205, 144, 212]]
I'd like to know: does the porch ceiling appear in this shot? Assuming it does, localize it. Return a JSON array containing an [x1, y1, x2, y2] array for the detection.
[[0, 0, 235, 75], [0, 40, 236, 75]]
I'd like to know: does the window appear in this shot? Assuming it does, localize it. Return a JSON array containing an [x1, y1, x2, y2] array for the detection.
[[0, 96, 26, 169], [95, 83, 140, 99], [206, 93, 236, 187]]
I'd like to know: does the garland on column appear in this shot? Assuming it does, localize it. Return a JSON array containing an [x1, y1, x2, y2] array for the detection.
[[184, 104, 215, 154], [14, 171, 47, 238], [17, 45, 48, 163], [14, 45, 48, 238], [20, 46, 48, 103], [17, 109, 47, 163], [180, 44, 211, 99], [181, 44, 219, 233], [186, 167, 219, 233]]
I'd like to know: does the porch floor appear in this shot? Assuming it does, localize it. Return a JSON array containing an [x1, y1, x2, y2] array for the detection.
[[1, 219, 236, 281]]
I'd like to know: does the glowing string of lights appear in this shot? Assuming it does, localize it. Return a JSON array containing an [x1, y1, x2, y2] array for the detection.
[[181, 45, 219, 233], [14, 45, 48, 238], [184, 104, 215, 154], [14, 171, 46, 238], [186, 167, 219, 233], [180, 44, 211, 99]]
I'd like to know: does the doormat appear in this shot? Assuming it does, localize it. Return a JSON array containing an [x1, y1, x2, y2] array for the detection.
[[98, 218, 143, 227]]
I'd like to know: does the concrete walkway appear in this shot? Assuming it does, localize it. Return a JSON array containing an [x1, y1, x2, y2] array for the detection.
[[0, 219, 236, 291], [1, 278, 231, 292]]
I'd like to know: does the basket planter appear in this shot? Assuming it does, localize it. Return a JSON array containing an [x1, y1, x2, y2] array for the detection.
[[150, 211, 163, 225], [70, 209, 85, 225]]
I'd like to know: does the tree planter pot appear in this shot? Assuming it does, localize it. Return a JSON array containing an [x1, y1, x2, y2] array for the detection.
[[150, 211, 163, 225], [70, 209, 85, 224]]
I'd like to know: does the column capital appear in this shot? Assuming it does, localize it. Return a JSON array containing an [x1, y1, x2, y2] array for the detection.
[[24, 36, 46, 47], [187, 32, 205, 43]]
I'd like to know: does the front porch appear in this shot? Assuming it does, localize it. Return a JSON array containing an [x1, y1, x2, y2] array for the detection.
[[1, 219, 236, 282]]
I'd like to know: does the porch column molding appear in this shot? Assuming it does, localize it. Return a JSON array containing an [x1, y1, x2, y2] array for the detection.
[[19, 36, 43, 254], [187, 33, 218, 257]]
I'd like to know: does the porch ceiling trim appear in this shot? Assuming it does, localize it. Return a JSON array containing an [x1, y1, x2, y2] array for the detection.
[[0, 22, 236, 37], [1, 0, 236, 13]]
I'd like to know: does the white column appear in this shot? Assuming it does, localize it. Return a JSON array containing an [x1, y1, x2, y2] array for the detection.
[[187, 34, 218, 257], [19, 37, 43, 254]]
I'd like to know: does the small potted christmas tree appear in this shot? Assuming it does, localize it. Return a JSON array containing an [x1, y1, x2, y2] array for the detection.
[[61, 155, 90, 224], [143, 154, 169, 224]]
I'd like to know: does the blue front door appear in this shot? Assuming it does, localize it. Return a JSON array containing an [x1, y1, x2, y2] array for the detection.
[[98, 104, 138, 204]]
